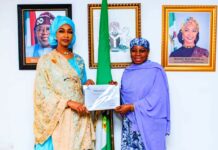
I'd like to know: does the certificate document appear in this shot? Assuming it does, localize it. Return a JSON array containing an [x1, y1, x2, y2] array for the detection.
[[83, 85, 120, 111]]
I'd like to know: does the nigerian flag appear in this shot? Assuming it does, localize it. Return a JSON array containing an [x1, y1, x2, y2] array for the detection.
[[169, 12, 179, 52], [24, 11, 36, 48], [101, 115, 111, 150], [96, 0, 112, 150]]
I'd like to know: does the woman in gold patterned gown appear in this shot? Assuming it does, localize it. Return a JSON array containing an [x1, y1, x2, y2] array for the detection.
[[33, 16, 95, 150]]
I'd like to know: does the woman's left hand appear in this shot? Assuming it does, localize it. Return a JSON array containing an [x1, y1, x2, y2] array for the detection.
[[115, 104, 134, 115], [108, 80, 118, 85], [85, 79, 95, 85]]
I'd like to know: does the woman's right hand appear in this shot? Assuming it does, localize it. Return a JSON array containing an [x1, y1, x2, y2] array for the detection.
[[85, 79, 95, 85], [67, 100, 89, 116]]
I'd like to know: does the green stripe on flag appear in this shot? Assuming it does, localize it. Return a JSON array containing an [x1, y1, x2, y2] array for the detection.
[[96, 0, 112, 85], [169, 12, 175, 28], [96, 0, 112, 150], [101, 115, 111, 150]]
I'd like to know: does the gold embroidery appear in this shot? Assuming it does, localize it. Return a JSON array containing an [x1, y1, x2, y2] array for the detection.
[[51, 58, 57, 64], [33, 50, 95, 149]]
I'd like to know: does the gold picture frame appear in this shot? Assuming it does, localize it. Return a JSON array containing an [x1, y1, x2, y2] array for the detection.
[[162, 5, 217, 71], [88, 3, 141, 68]]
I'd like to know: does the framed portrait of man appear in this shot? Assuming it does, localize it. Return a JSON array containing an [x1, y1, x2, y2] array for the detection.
[[162, 5, 217, 71], [17, 4, 72, 70]]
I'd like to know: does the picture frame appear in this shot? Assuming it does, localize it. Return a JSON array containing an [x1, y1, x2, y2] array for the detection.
[[161, 5, 217, 71], [88, 3, 141, 68], [17, 4, 72, 70]]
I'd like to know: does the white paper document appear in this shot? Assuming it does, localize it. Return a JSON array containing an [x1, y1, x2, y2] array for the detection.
[[83, 85, 120, 111]]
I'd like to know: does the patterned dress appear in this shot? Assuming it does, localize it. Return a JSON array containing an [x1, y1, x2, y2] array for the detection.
[[34, 51, 94, 150], [121, 117, 145, 150], [68, 53, 87, 85]]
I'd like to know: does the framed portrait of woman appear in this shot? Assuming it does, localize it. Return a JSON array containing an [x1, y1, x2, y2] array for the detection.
[[17, 4, 72, 70], [161, 5, 217, 71]]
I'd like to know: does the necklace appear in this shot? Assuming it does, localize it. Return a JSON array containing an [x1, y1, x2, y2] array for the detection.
[[63, 51, 71, 55], [56, 49, 71, 55], [183, 45, 195, 48]]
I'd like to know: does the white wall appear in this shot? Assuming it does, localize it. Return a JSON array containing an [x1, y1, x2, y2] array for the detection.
[[0, 0, 218, 150]]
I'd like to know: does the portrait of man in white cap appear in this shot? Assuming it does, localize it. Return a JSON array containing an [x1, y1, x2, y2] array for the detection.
[[26, 12, 55, 57]]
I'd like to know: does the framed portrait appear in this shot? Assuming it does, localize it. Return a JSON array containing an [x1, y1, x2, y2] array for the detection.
[[162, 5, 217, 71], [88, 3, 141, 68], [17, 4, 72, 70]]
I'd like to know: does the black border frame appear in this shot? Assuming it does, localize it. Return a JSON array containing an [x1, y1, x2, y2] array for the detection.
[[17, 4, 72, 70]]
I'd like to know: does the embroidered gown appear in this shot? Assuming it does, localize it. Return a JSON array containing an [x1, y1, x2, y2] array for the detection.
[[34, 51, 95, 150]]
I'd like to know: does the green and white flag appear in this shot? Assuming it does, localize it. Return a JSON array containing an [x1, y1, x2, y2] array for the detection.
[[96, 0, 112, 149], [169, 12, 179, 52], [101, 115, 111, 150]]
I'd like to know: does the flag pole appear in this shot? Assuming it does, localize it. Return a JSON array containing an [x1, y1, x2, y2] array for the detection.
[[96, 0, 114, 149], [110, 110, 114, 150]]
